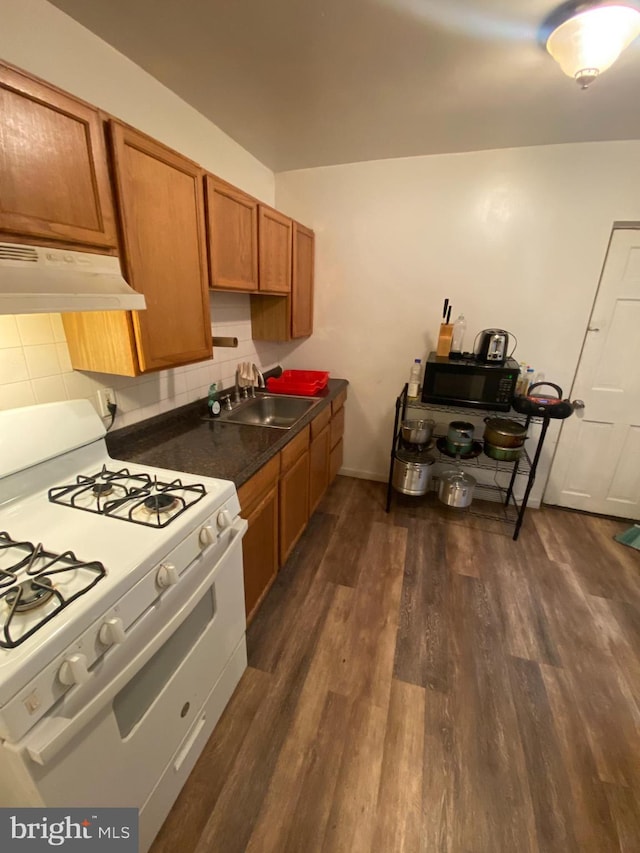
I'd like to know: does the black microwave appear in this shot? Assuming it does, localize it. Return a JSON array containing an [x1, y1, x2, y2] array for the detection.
[[421, 352, 520, 412]]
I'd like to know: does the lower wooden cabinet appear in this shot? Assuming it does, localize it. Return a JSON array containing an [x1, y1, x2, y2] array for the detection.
[[238, 455, 279, 623], [329, 388, 346, 484], [279, 426, 310, 565], [329, 438, 344, 483], [309, 406, 331, 515], [237, 394, 345, 621]]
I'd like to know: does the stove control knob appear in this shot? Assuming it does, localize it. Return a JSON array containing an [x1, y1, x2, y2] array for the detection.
[[58, 653, 90, 687], [217, 509, 233, 531], [157, 563, 179, 588], [199, 525, 215, 547], [99, 617, 126, 646]]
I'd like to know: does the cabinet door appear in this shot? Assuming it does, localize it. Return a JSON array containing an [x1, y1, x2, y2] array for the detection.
[[109, 122, 212, 372], [330, 406, 345, 450], [205, 175, 258, 292], [329, 438, 343, 484], [258, 205, 291, 293], [309, 424, 330, 515], [291, 222, 314, 338], [279, 450, 310, 565], [0, 62, 117, 250], [241, 485, 279, 623]]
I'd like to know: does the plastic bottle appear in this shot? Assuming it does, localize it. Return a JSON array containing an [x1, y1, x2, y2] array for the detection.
[[407, 358, 422, 399], [515, 363, 528, 396], [450, 314, 466, 355], [207, 382, 221, 417], [525, 366, 536, 394]]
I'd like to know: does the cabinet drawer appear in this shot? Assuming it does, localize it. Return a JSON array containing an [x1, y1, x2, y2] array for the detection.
[[331, 389, 347, 416], [238, 454, 280, 515], [310, 405, 331, 439], [280, 426, 310, 473], [330, 407, 345, 449]]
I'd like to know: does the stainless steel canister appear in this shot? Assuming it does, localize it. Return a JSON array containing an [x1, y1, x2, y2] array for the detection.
[[392, 450, 434, 496]]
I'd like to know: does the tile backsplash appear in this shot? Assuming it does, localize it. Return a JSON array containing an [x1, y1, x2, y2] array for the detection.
[[0, 292, 284, 428]]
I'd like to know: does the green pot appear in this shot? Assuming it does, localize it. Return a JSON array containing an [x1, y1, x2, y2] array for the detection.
[[483, 442, 522, 462]]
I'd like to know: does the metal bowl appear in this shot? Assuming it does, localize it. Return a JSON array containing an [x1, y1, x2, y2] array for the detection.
[[400, 418, 435, 445]]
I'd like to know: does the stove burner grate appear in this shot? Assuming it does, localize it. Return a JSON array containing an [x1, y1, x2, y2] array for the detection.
[[48, 465, 207, 529], [92, 482, 115, 498], [0, 533, 106, 649], [5, 576, 55, 612], [143, 493, 179, 514]]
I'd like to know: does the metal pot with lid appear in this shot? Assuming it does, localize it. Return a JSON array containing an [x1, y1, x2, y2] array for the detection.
[[483, 417, 527, 448], [437, 468, 476, 508], [446, 421, 475, 455]]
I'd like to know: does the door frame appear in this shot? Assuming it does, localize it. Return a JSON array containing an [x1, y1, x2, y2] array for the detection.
[[542, 221, 640, 512]]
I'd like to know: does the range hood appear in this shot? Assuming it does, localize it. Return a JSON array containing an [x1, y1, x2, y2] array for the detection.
[[0, 242, 146, 314]]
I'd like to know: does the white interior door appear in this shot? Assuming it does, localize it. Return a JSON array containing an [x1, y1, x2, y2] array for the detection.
[[544, 228, 640, 519]]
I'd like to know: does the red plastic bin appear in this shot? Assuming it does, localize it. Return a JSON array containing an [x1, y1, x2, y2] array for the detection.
[[266, 370, 329, 396]]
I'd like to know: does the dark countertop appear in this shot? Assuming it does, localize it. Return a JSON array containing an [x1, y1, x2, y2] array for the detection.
[[106, 379, 348, 489]]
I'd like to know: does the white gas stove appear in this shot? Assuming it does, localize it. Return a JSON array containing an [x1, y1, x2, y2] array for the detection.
[[0, 400, 247, 851]]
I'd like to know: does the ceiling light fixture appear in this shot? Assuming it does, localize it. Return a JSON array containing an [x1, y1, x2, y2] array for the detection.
[[540, 0, 640, 88]]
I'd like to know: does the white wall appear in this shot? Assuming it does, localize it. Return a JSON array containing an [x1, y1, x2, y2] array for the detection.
[[0, 0, 279, 426], [276, 142, 640, 502]]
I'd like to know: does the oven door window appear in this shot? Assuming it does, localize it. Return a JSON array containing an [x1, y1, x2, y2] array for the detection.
[[113, 588, 216, 738]]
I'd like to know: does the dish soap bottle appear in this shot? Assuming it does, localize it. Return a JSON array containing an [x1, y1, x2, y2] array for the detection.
[[207, 383, 221, 418], [450, 314, 466, 358], [407, 358, 422, 399]]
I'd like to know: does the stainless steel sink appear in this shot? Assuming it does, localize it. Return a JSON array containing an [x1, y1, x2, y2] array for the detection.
[[218, 394, 321, 429]]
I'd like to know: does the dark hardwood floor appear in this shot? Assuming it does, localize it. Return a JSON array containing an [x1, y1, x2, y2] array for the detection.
[[150, 476, 640, 853]]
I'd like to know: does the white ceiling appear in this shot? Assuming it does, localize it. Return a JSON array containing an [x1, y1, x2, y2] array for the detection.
[[50, 0, 640, 172]]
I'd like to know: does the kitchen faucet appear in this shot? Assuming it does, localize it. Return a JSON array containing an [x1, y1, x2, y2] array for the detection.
[[252, 364, 265, 389], [234, 366, 242, 404]]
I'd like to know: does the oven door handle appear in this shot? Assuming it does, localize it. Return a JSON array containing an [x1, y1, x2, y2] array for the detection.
[[22, 516, 247, 767]]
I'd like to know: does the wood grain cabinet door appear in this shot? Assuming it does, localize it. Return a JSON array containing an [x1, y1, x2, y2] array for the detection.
[[241, 485, 279, 623], [329, 438, 344, 484], [0, 62, 117, 249], [109, 122, 212, 372], [258, 204, 292, 293], [309, 423, 330, 515], [291, 222, 314, 338], [279, 450, 310, 565], [205, 175, 258, 292]]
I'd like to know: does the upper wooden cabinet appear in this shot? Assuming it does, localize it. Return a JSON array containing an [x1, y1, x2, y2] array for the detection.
[[205, 175, 258, 292], [258, 205, 292, 294], [250, 220, 315, 342], [0, 62, 117, 251], [63, 122, 212, 375], [291, 221, 314, 338]]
